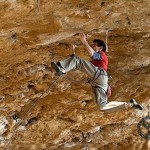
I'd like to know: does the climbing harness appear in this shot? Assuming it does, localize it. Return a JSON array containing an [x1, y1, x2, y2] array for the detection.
[[85, 68, 108, 84], [6, 76, 61, 150], [93, 68, 108, 82], [137, 104, 150, 140], [86, 68, 112, 97]]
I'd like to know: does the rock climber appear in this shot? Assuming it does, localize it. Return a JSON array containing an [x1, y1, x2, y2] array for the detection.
[[51, 33, 143, 112]]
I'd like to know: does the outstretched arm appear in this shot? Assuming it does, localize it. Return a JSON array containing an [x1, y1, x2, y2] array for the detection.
[[79, 33, 95, 57]]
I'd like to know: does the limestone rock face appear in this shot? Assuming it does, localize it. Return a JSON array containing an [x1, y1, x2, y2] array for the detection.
[[0, 0, 150, 150]]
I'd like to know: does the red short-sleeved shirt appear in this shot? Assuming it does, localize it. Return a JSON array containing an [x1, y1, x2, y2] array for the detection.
[[91, 51, 108, 71]]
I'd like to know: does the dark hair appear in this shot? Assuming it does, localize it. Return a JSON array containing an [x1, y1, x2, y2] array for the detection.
[[93, 39, 106, 52]]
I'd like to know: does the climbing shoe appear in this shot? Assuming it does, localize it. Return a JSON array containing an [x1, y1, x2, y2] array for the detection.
[[51, 62, 65, 76], [129, 98, 143, 110]]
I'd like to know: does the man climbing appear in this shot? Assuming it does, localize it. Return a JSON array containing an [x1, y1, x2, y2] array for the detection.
[[51, 33, 143, 112]]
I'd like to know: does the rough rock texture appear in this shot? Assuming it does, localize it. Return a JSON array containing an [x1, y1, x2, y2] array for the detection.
[[0, 0, 150, 150]]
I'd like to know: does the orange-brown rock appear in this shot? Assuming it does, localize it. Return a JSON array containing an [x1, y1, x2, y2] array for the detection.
[[0, 0, 150, 150]]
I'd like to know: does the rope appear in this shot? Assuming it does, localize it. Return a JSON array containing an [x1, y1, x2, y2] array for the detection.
[[36, 0, 40, 15], [52, 48, 56, 62], [25, 76, 61, 115], [105, 29, 113, 53], [6, 76, 61, 150], [105, 30, 109, 52], [147, 104, 150, 117], [81, 132, 89, 150], [121, 124, 126, 140], [64, 76, 87, 84]]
